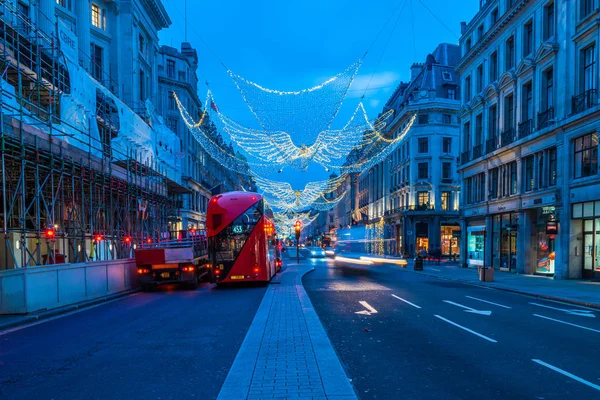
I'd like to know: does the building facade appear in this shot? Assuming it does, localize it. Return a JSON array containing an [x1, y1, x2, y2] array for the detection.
[[457, 0, 600, 280], [384, 43, 462, 257]]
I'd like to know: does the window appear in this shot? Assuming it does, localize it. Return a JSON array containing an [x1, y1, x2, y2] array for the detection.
[[582, 45, 596, 92], [418, 114, 429, 125], [167, 59, 175, 78], [509, 161, 518, 194], [506, 36, 515, 70], [139, 33, 147, 58], [490, 51, 498, 81], [477, 24, 484, 40], [475, 114, 483, 145], [418, 162, 428, 179], [443, 137, 452, 153], [491, 7, 499, 25], [464, 75, 471, 101], [574, 133, 599, 178], [417, 191, 430, 206], [476, 64, 484, 92], [168, 91, 176, 110], [441, 192, 451, 211], [167, 117, 178, 133], [90, 44, 103, 80], [522, 82, 533, 121], [447, 87, 457, 100], [139, 69, 145, 101], [466, 38, 472, 52], [418, 137, 429, 153], [523, 19, 534, 56], [581, 0, 597, 19], [475, 173, 486, 202], [549, 148, 557, 186], [442, 71, 452, 81], [542, 68, 554, 111], [490, 168, 499, 199], [543, 2, 555, 40], [465, 177, 473, 204], [489, 104, 498, 139], [463, 121, 471, 151], [442, 162, 452, 179], [524, 155, 535, 191], [504, 94, 514, 129], [91, 3, 105, 30], [538, 151, 546, 188], [56, 0, 68, 7], [443, 114, 452, 124]]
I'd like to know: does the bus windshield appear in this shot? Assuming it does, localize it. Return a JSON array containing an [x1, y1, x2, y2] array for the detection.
[[210, 200, 263, 266]]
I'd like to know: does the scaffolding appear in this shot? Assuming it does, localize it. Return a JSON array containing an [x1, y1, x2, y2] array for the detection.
[[0, 4, 181, 269]]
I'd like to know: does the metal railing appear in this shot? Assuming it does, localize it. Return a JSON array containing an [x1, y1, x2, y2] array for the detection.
[[537, 107, 554, 130], [486, 136, 498, 154], [501, 128, 515, 146], [472, 144, 483, 159], [518, 119, 533, 139], [572, 89, 597, 115]]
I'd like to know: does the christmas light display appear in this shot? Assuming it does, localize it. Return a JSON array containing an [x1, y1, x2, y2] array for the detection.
[[227, 60, 362, 147]]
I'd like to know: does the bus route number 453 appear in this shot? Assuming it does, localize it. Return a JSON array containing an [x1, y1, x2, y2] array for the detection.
[[232, 225, 243, 234]]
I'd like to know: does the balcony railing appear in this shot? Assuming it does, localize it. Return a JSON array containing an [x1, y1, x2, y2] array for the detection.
[[472, 144, 483, 159], [537, 107, 554, 130], [441, 178, 453, 184], [461, 150, 471, 165], [501, 128, 515, 146], [572, 89, 597, 115], [486, 136, 498, 154], [407, 204, 435, 212], [518, 119, 533, 139]]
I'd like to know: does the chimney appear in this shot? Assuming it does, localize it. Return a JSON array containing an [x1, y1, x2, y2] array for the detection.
[[410, 63, 425, 81], [460, 21, 467, 35]]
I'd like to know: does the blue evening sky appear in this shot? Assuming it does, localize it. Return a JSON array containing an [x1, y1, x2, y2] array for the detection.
[[159, 0, 479, 190]]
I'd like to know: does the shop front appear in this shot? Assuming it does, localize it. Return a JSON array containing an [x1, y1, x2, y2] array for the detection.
[[491, 212, 518, 272], [416, 222, 429, 252], [572, 201, 600, 280], [441, 224, 460, 258], [535, 206, 557, 276], [466, 221, 485, 267]]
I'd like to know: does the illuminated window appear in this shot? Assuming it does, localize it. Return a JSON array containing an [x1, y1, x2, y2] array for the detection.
[[441, 192, 451, 211], [91, 3, 105, 30], [417, 191, 430, 206]]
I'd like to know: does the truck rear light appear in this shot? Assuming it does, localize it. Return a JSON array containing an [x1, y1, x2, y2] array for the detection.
[[137, 268, 149, 274], [253, 267, 260, 273]]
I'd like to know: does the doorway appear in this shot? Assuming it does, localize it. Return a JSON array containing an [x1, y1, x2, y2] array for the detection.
[[582, 219, 600, 279]]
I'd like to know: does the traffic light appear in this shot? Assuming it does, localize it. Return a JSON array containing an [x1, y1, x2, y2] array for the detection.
[[44, 228, 56, 240], [94, 234, 104, 243], [294, 220, 302, 240]]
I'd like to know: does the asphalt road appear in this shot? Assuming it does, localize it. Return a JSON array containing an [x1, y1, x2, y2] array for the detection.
[[0, 281, 267, 400], [303, 258, 600, 400]]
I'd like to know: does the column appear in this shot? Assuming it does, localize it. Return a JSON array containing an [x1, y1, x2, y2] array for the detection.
[[484, 215, 493, 269], [516, 210, 535, 274], [75, 0, 90, 70]]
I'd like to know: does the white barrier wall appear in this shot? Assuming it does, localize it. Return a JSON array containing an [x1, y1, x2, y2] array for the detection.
[[0, 259, 139, 314]]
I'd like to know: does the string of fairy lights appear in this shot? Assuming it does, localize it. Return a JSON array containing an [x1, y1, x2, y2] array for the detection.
[[173, 61, 416, 232]]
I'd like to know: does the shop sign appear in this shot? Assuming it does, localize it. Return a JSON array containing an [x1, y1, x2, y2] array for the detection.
[[546, 221, 558, 235], [542, 206, 556, 215]]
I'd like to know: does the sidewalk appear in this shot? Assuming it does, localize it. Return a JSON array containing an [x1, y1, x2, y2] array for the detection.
[[406, 260, 600, 309], [217, 264, 356, 400]]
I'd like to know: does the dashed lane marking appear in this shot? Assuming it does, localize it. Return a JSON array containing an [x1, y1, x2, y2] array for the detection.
[[466, 295, 512, 309], [533, 314, 600, 334], [532, 359, 600, 391], [391, 294, 422, 309], [434, 315, 497, 343]]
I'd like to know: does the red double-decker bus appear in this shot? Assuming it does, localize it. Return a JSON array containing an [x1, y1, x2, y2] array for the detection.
[[207, 191, 280, 284]]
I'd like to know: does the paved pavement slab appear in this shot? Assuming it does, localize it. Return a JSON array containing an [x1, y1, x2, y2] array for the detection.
[[217, 263, 357, 400]]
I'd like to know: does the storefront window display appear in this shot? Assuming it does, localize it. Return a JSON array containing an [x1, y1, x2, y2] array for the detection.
[[536, 207, 556, 275], [467, 225, 485, 266], [441, 225, 460, 257]]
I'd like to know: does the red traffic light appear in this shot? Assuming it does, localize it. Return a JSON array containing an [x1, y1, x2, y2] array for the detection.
[[45, 229, 56, 239], [294, 220, 302, 231], [124, 236, 132, 244], [94, 234, 104, 242]]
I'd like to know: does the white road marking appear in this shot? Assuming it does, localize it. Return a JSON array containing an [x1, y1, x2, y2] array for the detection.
[[533, 314, 600, 334], [429, 268, 441, 271], [530, 302, 596, 318], [434, 315, 497, 343], [443, 300, 492, 315], [0, 293, 137, 336], [355, 301, 378, 315], [466, 296, 512, 309], [391, 294, 422, 309], [538, 298, 598, 311], [532, 359, 600, 391]]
